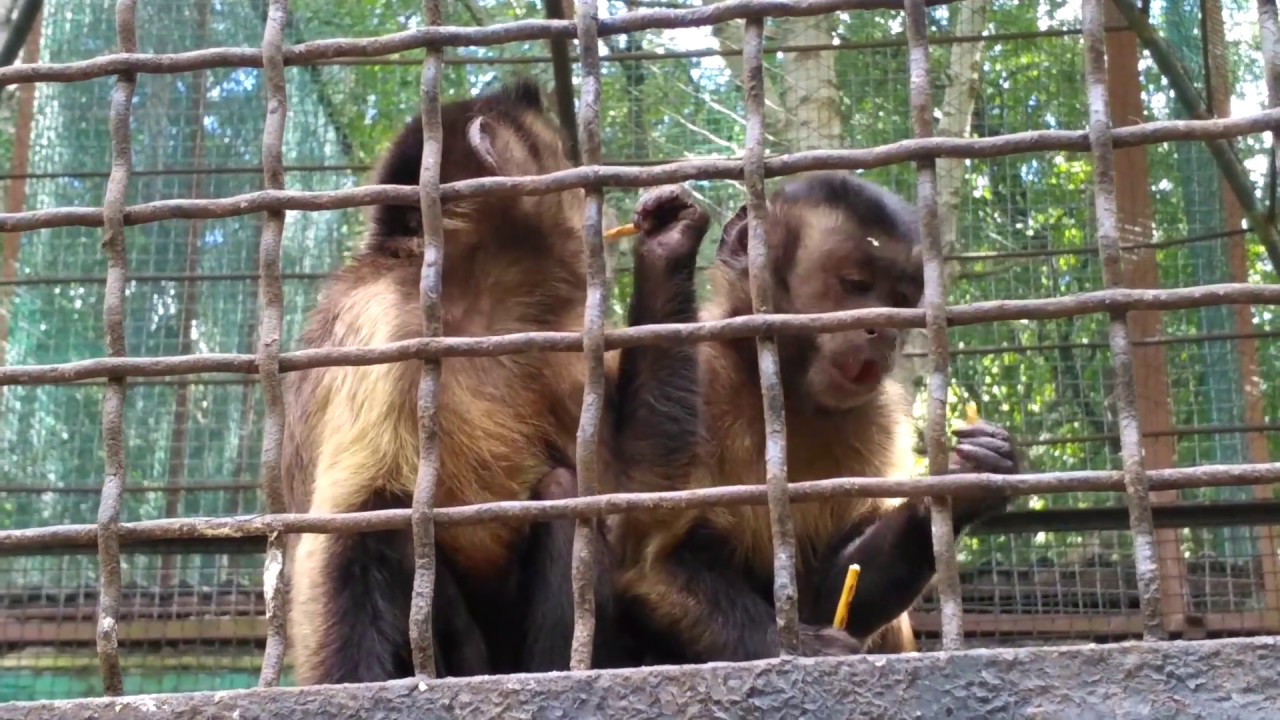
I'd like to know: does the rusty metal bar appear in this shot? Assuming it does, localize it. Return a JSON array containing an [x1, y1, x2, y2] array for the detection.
[[269, 26, 1128, 68], [1082, 0, 1165, 641], [0, 0, 958, 87], [569, 0, 608, 671], [6, 109, 1280, 234], [406, 0, 446, 679], [0, 222, 1253, 278], [904, 0, 964, 651], [2, 462, 1279, 554], [255, 0, 291, 688], [742, 16, 801, 655], [1, 283, 1278, 387], [94, 0, 138, 697]]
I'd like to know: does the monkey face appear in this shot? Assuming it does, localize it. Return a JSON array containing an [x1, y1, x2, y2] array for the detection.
[[785, 210, 921, 410], [715, 173, 924, 412]]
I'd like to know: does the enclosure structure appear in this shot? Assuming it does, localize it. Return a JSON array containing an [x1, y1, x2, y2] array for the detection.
[[0, 0, 1279, 714]]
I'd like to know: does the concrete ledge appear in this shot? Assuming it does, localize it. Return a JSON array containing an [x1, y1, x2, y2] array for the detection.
[[1, 636, 1277, 719]]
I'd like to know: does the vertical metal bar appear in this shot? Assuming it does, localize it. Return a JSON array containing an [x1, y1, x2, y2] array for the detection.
[[904, 0, 965, 651], [95, 0, 137, 697], [742, 16, 801, 655], [256, 0, 291, 687], [1083, 0, 1166, 641], [408, 0, 445, 678], [570, 0, 605, 671]]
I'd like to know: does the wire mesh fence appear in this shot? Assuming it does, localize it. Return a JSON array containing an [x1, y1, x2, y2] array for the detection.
[[0, 0, 1278, 707]]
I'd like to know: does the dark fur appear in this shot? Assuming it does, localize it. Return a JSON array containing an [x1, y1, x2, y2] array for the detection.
[[280, 82, 704, 683], [610, 172, 1021, 664]]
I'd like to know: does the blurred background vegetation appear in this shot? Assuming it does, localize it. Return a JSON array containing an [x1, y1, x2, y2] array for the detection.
[[0, 0, 1276, 700]]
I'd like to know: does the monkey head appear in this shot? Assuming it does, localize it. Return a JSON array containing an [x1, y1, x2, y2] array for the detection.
[[365, 78, 582, 256], [713, 172, 924, 411]]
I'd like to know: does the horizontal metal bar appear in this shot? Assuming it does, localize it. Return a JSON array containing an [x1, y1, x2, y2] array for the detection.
[[972, 499, 1280, 534], [0, 0, 960, 87], [4, 109, 1279, 233], [9, 499, 1276, 558], [0, 636, 1275, 719], [0, 228, 1253, 287], [1021, 423, 1280, 449], [1, 283, 1275, 386], [0, 462, 1275, 553], [903, 329, 1280, 358]]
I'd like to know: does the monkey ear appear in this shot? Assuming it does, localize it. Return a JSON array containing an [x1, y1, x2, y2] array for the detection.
[[467, 116, 503, 175], [467, 114, 540, 177], [716, 204, 750, 265]]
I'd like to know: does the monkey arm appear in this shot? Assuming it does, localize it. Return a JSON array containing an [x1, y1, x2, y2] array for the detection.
[[612, 188, 708, 490], [808, 492, 1002, 641]]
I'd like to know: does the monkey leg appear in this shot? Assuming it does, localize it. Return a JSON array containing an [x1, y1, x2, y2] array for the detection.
[[623, 525, 862, 665], [288, 492, 490, 685], [518, 467, 629, 671]]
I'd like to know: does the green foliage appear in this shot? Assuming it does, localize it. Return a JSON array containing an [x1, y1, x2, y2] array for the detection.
[[0, 0, 1275, 698]]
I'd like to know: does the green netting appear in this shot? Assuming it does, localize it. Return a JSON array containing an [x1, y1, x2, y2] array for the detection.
[[0, 0, 1276, 700]]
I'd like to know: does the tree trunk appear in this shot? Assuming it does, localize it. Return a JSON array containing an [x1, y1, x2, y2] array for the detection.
[[891, 0, 989, 393]]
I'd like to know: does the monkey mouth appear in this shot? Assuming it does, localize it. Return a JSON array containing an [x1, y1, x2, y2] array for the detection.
[[850, 361, 883, 386], [830, 358, 883, 390]]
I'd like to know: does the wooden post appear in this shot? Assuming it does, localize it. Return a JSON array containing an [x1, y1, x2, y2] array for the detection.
[[1103, 0, 1189, 634], [0, 8, 41, 382], [1203, 0, 1280, 631]]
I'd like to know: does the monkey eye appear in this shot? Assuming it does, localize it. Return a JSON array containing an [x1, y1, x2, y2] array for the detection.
[[839, 277, 874, 295]]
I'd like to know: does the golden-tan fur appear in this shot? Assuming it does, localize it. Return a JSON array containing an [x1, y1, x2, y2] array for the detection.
[[280, 82, 626, 682]]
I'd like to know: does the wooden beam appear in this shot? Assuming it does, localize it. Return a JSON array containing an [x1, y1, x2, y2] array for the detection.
[[1202, 0, 1280, 633]]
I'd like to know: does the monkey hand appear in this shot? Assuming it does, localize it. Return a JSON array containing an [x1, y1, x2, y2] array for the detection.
[[631, 184, 711, 268], [947, 420, 1021, 521], [797, 624, 864, 657]]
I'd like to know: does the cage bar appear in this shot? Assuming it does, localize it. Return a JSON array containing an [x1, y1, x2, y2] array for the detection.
[[569, 0, 609, 671], [254, 0, 292, 688], [1, 463, 1279, 555], [5, 107, 1280, 235], [406, 0, 447, 679], [0, 0, 909, 88], [92, 0, 140, 697], [741, 16, 802, 654], [1082, 0, 1166, 640], [903, 0, 966, 651], [0, 283, 1277, 389]]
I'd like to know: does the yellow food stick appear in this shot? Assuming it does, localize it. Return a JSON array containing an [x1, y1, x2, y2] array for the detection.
[[831, 563, 861, 631], [964, 401, 980, 426], [603, 223, 638, 243]]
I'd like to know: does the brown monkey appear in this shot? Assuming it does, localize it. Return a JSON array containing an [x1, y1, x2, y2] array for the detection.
[[609, 172, 1020, 664], [280, 79, 707, 682]]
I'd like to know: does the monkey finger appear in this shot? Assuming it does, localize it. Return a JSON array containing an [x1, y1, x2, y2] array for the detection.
[[956, 435, 1016, 461], [633, 184, 707, 235], [951, 421, 1014, 443], [952, 444, 1017, 475]]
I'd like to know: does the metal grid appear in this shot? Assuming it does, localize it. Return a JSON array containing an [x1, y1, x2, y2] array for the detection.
[[0, 0, 1278, 710]]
